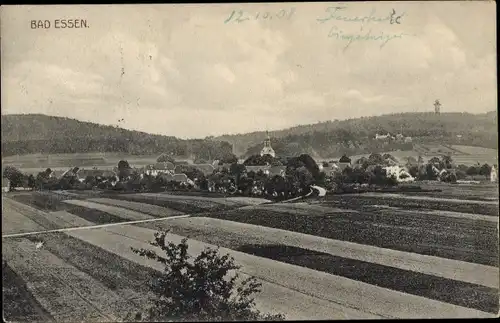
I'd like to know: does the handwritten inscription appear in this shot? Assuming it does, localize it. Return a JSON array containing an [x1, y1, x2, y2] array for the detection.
[[31, 19, 89, 29], [224, 8, 296, 24], [317, 6, 407, 50], [328, 26, 408, 50], [317, 6, 405, 25]]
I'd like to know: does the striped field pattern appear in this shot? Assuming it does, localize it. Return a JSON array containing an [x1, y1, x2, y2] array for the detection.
[[2, 187, 499, 321]]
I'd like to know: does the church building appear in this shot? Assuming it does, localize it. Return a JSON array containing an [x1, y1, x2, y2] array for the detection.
[[260, 131, 276, 158]]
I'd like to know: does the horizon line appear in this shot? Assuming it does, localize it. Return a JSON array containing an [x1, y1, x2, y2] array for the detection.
[[1, 110, 496, 140]]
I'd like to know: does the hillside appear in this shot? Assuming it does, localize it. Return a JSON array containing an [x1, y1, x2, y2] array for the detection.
[[1, 114, 233, 160], [2, 112, 497, 161], [215, 112, 498, 158]]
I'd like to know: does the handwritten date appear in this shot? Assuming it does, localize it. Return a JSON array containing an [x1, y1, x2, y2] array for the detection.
[[224, 8, 296, 24]]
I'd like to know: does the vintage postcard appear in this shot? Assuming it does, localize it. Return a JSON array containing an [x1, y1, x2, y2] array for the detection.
[[1, 2, 498, 321]]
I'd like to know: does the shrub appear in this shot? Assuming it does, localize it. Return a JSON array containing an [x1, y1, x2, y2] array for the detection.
[[479, 163, 492, 176], [127, 231, 285, 322], [456, 170, 467, 180], [466, 165, 480, 176]]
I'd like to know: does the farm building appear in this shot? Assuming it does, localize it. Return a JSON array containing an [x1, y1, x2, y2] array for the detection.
[[2, 178, 11, 192], [145, 162, 175, 176]]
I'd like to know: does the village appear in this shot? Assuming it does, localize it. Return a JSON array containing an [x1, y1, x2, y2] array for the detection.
[[3, 129, 498, 199]]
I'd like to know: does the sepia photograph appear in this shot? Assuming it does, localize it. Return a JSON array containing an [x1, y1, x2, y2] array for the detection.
[[1, 2, 498, 321]]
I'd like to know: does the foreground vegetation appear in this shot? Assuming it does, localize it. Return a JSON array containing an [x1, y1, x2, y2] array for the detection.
[[128, 231, 285, 322]]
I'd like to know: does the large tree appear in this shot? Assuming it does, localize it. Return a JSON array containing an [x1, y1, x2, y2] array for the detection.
[[219, 154, 238, 165], [2, 166, 25, 190], [157, 153, 175, 163], [244, 154, 275, 166], [117, 160, 131, 181]]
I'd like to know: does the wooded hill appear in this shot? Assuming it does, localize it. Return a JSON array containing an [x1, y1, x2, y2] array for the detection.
[[2, 111, 497, 160], [215, 111, 498, 158], [1, 114, 233, 160]]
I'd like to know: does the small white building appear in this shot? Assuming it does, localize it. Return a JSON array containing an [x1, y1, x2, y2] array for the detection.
[[145, 162, 175, 177], [2, 178, 11, 192], [375, 133, 391, 140], [491, 166, 498, 182]]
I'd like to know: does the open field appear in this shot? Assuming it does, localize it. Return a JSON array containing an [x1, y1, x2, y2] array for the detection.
[[2, 152, 195, 175], [2, 183, 498, 320], [348, 145, 498, 166]]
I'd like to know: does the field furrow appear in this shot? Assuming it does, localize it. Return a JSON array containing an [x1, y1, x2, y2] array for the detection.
[[140, 216, 498, 289], [87, 197, 185, 217], [63, 200, 155, 221], [3, 239, 123, 322], [96, 224, 495, 319], [204, 209, 498, 266]]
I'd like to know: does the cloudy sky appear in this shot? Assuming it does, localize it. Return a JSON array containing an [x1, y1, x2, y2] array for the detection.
[[1, 2, 496, 139]]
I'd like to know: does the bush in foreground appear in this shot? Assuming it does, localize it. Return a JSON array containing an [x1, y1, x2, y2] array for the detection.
[[126, 231, 285, 322]]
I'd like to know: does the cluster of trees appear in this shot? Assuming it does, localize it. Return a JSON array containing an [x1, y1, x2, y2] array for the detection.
[[454, 163, 494, 181], [203, 154, 323, 199], [2, 166, 33, 191], [333, 166, 398, 188], [403, 155, 495, 183]]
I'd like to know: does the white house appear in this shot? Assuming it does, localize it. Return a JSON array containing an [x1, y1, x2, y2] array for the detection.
[[491, 166, 498, 182], [2, 178, 10, 192], [375, 133, 391, 140], [145, 162, 175, 177], [383, 165, 415, 183]]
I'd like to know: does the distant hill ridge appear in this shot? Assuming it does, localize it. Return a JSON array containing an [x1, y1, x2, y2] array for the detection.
[[1, 111, 497, 159], [215, 111, 498, 158], [1, 114, 233, 159]]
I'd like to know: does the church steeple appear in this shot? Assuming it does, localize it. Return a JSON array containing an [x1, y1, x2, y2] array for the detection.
[[263, 131, 271, 148], [260, 130, 276, 157]]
